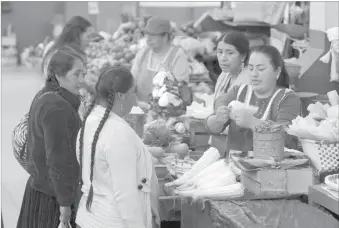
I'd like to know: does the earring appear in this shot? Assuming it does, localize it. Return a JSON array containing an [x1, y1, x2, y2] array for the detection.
[[121, 104, 123, 112]]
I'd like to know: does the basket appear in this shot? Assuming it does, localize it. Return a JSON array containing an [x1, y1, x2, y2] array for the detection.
[[299, 138, 339, 173], [253, 131, 285, 161]]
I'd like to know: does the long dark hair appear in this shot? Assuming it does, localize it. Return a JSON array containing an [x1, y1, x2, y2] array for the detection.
[[42, 16, 91, 73], [251, 45, 290, 88], [218, 31, 250, 66], [78, 66, 134, 211]]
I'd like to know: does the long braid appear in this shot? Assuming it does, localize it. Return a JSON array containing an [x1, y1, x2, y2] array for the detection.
[[78, 98, 96, 186], [86, 89, 115, 211]]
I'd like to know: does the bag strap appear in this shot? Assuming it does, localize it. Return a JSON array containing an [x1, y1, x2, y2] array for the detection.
[[21, 90, 60, 155]]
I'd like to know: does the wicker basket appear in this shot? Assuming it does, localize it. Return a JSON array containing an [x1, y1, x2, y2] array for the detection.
[[299, 138, 339, 173], [253, 131, 285, 161]]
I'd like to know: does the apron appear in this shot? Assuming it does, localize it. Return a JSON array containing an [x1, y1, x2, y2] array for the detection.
[[209, 73, 232, 153], [224, 85, 283, 158], [136, 45, 180, 103]]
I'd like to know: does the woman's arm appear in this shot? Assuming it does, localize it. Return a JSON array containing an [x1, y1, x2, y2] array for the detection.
[[105, 139, 146, 228], [276, 93, 302, 124], [205, 86, 239, 134], [276, 93, 302, 150]]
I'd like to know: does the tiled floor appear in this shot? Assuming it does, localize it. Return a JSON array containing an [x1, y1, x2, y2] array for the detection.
[[1, 65, 43, 227]]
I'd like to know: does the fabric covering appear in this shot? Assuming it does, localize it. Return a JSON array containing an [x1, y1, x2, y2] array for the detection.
[[181, 198, 339, 228]]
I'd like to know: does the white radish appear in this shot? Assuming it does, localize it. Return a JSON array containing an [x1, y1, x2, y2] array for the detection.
[[174, 189, 197, 198], [176, 182, 195, 191], [191, 160, 229, 186], [192, 183, 244, 201], [165, 147, 220, 187], [197, 171, 236, 190]]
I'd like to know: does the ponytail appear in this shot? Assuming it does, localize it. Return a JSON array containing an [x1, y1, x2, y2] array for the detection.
[[277, 63, 290, 89]]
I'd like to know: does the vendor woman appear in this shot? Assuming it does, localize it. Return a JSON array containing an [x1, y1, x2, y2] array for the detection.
[[209, 31, 251, 154], [131, 16, 190, 107], [205, 45, 302, 157]]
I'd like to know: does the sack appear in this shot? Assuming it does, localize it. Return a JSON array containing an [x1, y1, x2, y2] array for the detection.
[[12, 113, 29, 172], [12, 91, 56, 172]]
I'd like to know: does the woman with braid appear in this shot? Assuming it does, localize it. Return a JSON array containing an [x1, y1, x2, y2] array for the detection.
[[16, 45, 87, 228], [76, 66, 160, 228]]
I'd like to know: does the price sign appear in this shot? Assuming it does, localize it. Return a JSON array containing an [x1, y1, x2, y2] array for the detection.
[[88, 2, 99, 15]]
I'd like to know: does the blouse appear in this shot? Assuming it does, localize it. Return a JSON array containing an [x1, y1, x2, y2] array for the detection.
[[76, 105, 159, 228], [209, 85, 302, 157]]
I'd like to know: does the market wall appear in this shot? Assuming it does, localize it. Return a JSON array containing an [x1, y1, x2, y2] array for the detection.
[[1, 1, 62, 55], [64, 2, 137, 34], [310, 1, 339, 31]]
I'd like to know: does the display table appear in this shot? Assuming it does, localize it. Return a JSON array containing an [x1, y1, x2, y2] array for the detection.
[[308, 184, 339, 216], [181, 198, 339, 228]]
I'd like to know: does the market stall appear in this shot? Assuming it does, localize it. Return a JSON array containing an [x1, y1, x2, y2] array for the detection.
[[19, 2, 339, 227]]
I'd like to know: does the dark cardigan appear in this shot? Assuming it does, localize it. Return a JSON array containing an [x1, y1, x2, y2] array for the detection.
[[26, 82, 81, 207]]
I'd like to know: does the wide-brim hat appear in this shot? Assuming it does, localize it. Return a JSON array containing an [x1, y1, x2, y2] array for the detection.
[[143, 16, 171, 35]]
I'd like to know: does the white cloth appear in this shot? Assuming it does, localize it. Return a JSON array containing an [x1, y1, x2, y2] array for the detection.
[[320, 27, 339, 83], [76, 105, 159, 228]]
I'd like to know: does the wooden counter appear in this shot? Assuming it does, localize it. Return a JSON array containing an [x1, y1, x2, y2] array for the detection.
[[308, 184, 339, 216]]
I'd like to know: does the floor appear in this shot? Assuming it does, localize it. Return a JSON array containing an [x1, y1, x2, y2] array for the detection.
[[1, 65, 44, 227]]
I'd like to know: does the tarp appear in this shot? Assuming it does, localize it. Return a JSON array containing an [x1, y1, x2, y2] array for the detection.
[[181, 199, 339, 228]]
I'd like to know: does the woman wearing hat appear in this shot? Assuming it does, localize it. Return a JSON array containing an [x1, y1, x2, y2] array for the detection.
[[209, 31, 251, 156], [131, 16, 190, 108]]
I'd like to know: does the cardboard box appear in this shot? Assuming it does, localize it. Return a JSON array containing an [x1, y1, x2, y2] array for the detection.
[[241, 167, 314, 197]]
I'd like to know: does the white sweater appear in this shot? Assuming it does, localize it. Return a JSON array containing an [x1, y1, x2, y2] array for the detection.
[[76, 105, 159, 228]]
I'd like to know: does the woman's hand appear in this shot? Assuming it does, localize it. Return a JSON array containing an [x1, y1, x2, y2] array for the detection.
[[233, 109, 261, 129], [215, 106, 230, 125], [59, 206, 72, 224]]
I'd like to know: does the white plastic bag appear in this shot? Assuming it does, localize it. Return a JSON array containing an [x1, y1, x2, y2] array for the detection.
[[58, 221, 71, 228]]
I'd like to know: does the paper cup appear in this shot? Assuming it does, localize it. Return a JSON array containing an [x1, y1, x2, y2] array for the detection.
[[327, 90, 339, 106]]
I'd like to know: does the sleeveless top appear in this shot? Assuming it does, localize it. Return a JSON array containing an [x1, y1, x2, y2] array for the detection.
[[134, 45, 182, 102]]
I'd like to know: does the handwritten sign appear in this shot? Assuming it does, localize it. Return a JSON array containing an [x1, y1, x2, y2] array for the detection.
[[88, 2, 99, 15]]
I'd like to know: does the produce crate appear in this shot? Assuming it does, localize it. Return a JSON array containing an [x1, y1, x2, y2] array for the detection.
[[241, 167, 314, 197], [184, 118, 210, 151]]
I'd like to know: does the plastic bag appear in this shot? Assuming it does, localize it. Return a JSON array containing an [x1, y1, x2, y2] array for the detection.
[[58, 221, 71, 228]]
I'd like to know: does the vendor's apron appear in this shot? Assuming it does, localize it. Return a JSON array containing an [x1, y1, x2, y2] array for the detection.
[[209, 73, 232, 153], [136, 45, 180, 103], [224, 85, 285, 159]]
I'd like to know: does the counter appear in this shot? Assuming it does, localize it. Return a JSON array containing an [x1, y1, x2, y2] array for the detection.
[[181, 198, 339, 228]]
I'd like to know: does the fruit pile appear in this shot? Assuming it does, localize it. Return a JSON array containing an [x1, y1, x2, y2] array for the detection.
[[85, 17, 149, 72]]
